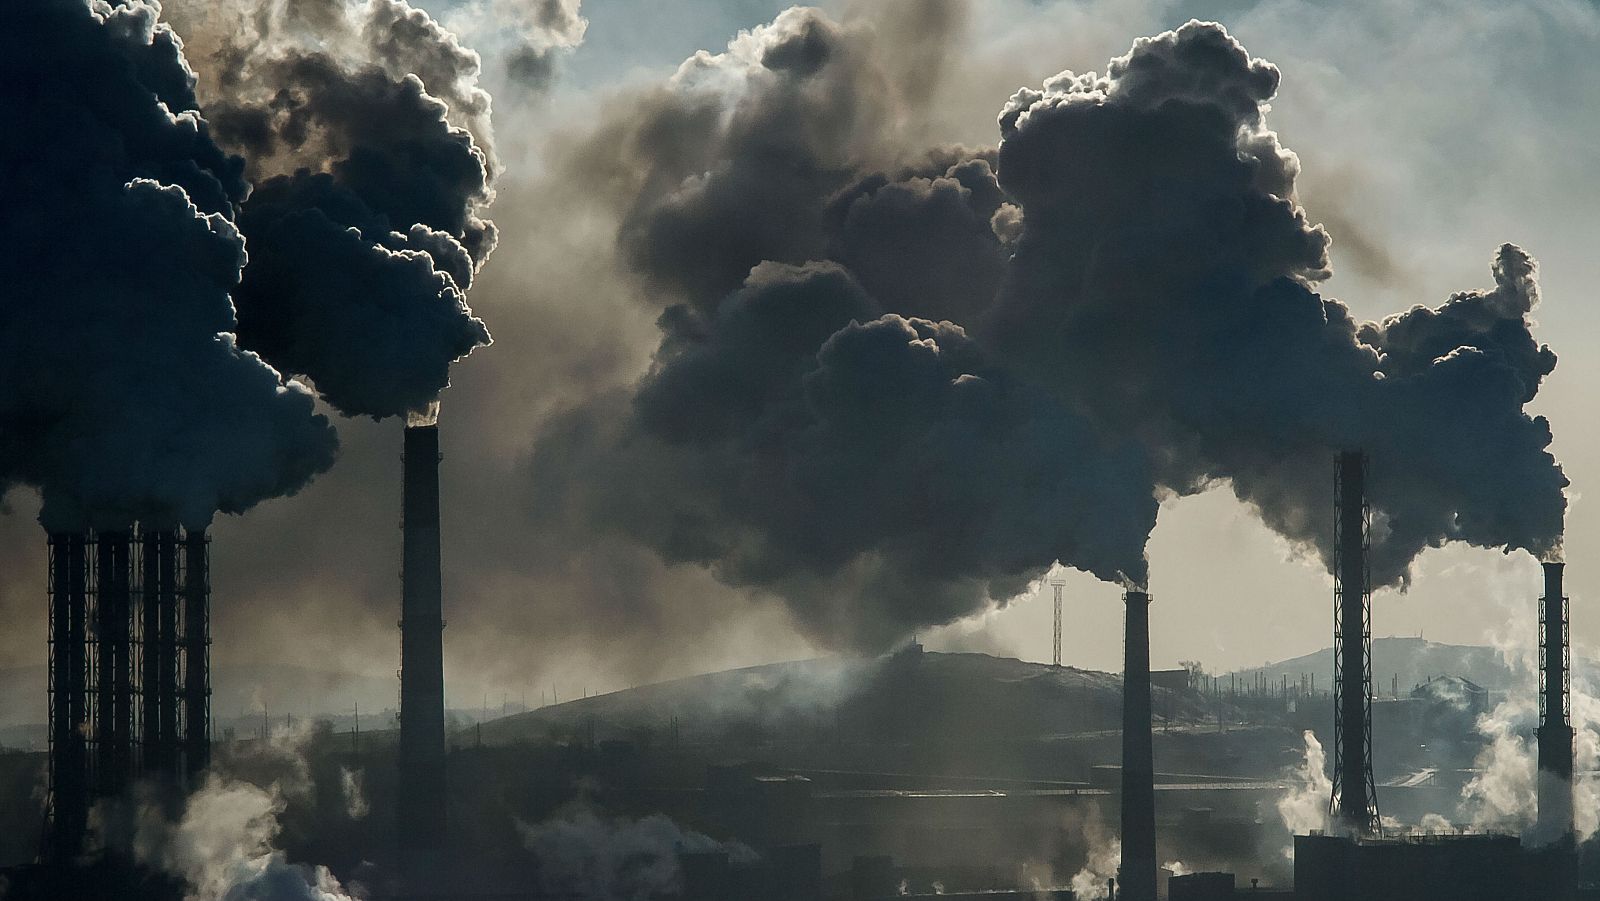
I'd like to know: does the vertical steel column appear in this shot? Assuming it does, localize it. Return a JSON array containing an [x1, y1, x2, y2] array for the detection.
[[182, 529, 211, 779], [1119, 588, 1156, 901], [1051, 579, 1064, 668], [95, 530, 133, 797], [1537, 561, 1574, 846], [1331, 451, 1378, 834], [47, 532, 90, 860], [140, 528, 181, 778]]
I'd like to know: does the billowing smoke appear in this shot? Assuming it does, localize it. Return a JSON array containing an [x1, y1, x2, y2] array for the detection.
[[530, 11, 1565, 651], [518, 807, 752, 901], [0, 0, 337, 531], [133, 723, 360, 901], [530, 6, 1156, 650], [1275, 731, 1331, 855], [163, 0, 499, 419], [989, 23, 1566, 585]]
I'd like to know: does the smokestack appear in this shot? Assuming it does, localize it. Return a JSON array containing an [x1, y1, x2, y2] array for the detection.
[[182, 529, 211, 780], [399, 422, 447, 850], [1120, 587, 1156, 901], [1332, 451, 1377, 834], [140, 528, 181, 778], [46, 532, 90, 861], [95, 530, 134, 798], [1536, 560, 1574, 846]]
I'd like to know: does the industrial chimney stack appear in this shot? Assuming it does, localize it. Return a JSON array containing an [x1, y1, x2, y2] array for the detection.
[[399, 422, 447, 850], [1332, 451, 1378, 834], [1536, 561, 1574, 846], [1120, 587, 1157, 901]]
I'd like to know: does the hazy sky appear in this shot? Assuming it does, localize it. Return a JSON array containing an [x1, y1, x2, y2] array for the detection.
[[3, 0, 1597, 718]]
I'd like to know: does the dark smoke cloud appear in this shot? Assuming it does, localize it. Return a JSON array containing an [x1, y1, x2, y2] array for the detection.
[[530, 11, 1565, 651], [530, 7, 1156, 649], [0, 0, 337, 531], [989, 21, 1566, 584], [166, 0, 497, 419]]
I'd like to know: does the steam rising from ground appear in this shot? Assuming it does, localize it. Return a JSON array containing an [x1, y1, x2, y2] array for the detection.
[[518, 807, 752, 901], [132, 724, 363, 901], [1067, 816, 1120, 900], [1274, 731, 1330, 856]]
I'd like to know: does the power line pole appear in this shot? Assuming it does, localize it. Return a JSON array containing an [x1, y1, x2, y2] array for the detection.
[[1050, 579, 1065, 668]]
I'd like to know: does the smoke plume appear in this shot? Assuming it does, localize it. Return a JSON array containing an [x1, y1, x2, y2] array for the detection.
[[529, 6, 1157, 650], [518, 807, 751, 901], [0, 0, 337, 531], [989, 23, 1566, 586], [1275, 731, 1331, 854], [133, 722, 360, 901], [163, 0, 498, 419], [525, 12, 1567, 654]]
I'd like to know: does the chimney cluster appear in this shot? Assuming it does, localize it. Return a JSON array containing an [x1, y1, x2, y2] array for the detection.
[[46, 526, 210, 860]]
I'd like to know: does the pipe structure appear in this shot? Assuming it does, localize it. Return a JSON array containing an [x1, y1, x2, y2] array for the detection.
[[1332, 451, 1377, 834], [1536, 561, 1574, 846], [1119, 588, 1156, 901], [182, 529, 211, 780], [399, 423, 447, 850], [47, 532, 90, 861], [140, 528, 181, 778], [94, 530, 133, 797]]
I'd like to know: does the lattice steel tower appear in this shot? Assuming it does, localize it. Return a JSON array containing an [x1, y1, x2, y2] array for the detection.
[[1331, 451, 1378, 834]]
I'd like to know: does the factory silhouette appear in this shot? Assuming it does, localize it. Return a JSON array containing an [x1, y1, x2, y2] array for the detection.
[[0, 3, 1586, 900], [1, 447, 1588, 900]]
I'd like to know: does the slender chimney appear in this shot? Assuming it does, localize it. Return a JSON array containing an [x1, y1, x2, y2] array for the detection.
[[95, 530, 134, 797], [47, 532, 90, 861], [399, 422, 447, 850], [1536, 561, 1574, 846], [1332, 451, 1377, 834], [1119, 587, 1156, 901], [182, 529, 211, 780]]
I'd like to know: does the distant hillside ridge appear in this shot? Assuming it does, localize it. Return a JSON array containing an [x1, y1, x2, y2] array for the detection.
[[1224, 636, 1584, 694]]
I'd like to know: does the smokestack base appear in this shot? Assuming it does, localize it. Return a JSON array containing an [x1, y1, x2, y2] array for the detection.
[[1120, 588, 1156, 901]]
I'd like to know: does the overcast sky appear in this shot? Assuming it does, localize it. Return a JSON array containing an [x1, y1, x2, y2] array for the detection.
[[3, 0, 1597, 719]]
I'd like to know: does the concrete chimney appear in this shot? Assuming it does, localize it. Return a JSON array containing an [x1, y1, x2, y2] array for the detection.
[[1333, 451, 1376, 834], [399, 423, 447, 850], [1120, 588, 1156, 901], [1536, 561, 1574, 846]]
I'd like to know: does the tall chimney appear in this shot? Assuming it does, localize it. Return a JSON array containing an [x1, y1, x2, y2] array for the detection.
[[1332, 451, 1377, 834], [182, 529, 211, 780], [399, 422, 447, 850], [1119, 587, 1156, 901], [95, 530, 134, 797], [1536, 561, 1574, 846], [46, 532, 90, 861]]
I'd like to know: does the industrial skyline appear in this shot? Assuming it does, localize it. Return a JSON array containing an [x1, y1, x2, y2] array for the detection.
[[1, 0, 1596, 898]]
